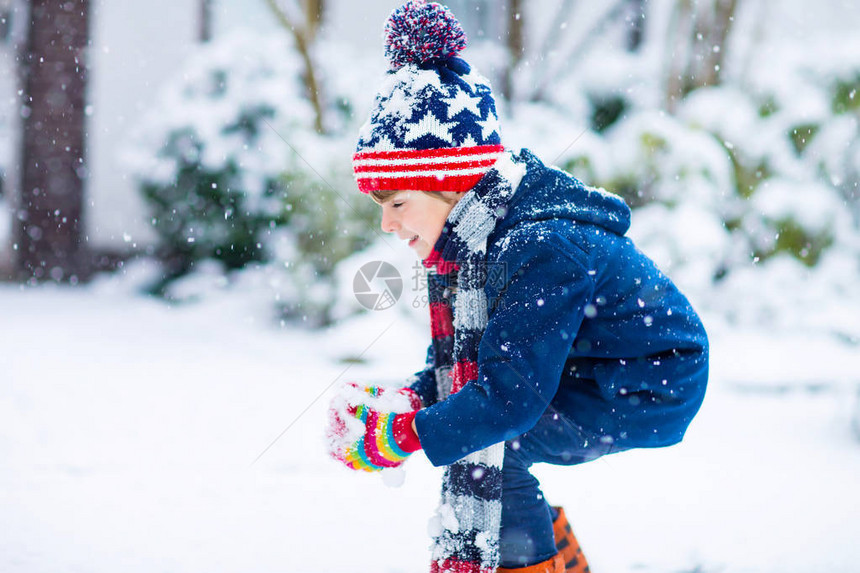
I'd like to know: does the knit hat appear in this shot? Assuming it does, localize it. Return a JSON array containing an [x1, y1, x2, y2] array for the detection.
[[352, 0, 504, 194]]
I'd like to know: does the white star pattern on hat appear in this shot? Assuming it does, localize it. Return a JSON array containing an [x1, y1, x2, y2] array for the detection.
[[408, 67, 445, 94], [358, 117, 381, 143], [461, 69, 490, 90], [371, 134, 397, 151], [378, 87, 417, 121], [404, 110, 456, 144], [443, 90, 482, 119], [477, 114, 500, 140], [458, 133, 478, 147]]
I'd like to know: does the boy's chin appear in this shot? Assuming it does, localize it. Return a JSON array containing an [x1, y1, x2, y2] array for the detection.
[[412, 243, 431, 259]]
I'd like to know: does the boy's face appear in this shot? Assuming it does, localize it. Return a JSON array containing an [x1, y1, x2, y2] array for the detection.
[[379, 191, 458, 259]]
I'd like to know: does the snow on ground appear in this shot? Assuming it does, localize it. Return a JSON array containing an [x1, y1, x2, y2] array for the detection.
[[1, 276, 859, 573]]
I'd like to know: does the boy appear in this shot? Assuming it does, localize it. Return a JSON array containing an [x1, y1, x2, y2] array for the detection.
[[327, 2, 708, 572]]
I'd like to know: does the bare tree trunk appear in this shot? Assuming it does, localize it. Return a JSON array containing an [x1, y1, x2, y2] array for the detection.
[[500, 0, 524, 102], [665, 0, 740, 112], [626, 0, 646, 52], [265, 0, 326, 134], [665, 0, 694, 112], [17, 0, 90, 282], [536, 0, 575, 55], [0, 4, 13, 200], [526, 0, 573, 100], [305, 0, 324, 42], [701, 0, 738, 86], [199, 0, 214, 43], [0, 5, 11, 44], [530, 0, 627, 102], [294, 27, 325, 135], [737, 0, 769, 89]]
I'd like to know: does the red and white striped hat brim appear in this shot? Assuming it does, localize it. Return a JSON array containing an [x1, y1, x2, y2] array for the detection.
[[353, 144, 504, 194]]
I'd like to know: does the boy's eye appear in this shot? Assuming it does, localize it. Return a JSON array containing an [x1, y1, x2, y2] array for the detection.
[[392, 202, 403, 208]]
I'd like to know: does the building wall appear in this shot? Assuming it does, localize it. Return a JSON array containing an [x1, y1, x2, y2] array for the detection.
[[86, 0, 197, 248], [0, 0, 24, 273], [86, 0, 396, 251]]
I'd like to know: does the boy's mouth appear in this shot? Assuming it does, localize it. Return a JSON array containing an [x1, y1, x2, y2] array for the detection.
[[408, 235, 419, 247]]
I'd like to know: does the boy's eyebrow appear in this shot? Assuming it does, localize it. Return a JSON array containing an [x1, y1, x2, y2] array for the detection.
[[381, 191, 407, 204], [374, 194, 397, 206]]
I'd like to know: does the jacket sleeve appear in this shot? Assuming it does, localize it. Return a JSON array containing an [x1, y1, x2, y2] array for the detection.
[[414, 235, 595, 467], [406, 343, 439, 407]]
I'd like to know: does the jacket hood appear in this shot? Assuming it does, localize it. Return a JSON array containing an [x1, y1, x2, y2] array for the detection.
[[495, 149, 631, 237]]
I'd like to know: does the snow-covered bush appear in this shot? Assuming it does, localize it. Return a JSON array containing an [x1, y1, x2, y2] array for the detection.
[[747, 40, 860, 219], [122, 30, 380, 324], [677, 85, 852, 269], [124, 31, 312, 273], [804, 71, 860, 227], [556, 72, 859, 277], [553, 106, 738, 290], [535, 58, 860, 338]]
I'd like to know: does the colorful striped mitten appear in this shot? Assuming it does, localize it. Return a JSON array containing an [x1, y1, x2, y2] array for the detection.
[[327, 384, 422, 472]]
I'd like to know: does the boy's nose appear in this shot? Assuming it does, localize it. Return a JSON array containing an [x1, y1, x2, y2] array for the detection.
[[381, 210, 399, 233]]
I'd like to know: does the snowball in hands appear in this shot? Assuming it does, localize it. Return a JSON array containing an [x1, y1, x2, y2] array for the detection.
[[326, 383, 422, 472]]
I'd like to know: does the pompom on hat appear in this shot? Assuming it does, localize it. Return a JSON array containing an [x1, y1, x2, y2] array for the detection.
[[352, 0, 504, 194]]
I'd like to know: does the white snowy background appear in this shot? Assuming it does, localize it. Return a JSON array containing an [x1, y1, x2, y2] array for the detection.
[[2, 0, 860, 572], [2, 259, 859, 573]]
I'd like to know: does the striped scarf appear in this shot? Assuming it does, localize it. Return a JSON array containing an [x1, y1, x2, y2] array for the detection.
[[423, 151, 527, 573]]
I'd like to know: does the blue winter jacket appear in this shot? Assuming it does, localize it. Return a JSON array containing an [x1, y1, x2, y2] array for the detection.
[[411, 149, 709, 467]]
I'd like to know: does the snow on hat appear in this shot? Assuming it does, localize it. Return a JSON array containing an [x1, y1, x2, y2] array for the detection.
[[352, 0, 504, 194]]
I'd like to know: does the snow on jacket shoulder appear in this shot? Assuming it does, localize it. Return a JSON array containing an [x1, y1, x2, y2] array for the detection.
[[414, 149, 709, 467]]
